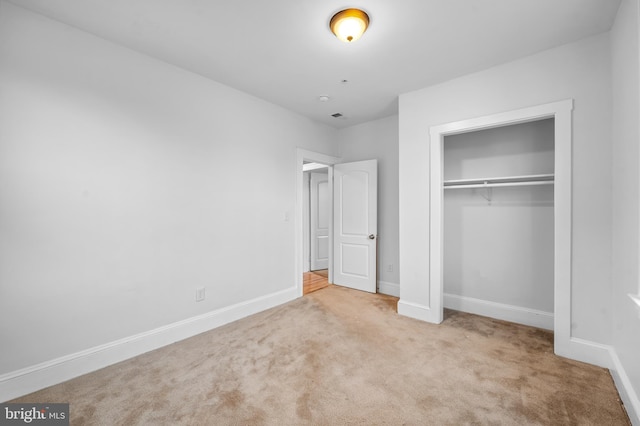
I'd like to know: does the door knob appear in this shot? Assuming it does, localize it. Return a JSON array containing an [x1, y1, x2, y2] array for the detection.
[[368, 234, 375, 240]]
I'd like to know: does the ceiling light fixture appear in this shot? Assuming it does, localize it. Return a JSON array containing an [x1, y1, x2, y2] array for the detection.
[[330, 9, 369, 43]]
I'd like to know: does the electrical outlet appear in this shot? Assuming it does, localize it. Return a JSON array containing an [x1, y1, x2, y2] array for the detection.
[[387, 264, 394, 272], [195, 287, 205, 302]]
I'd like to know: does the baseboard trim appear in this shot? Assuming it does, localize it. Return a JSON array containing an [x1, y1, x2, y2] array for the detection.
[[378, 281, 399, 297], [557, 341, 639, 424], [609, 348, 640, 425], [444, 293, 554, 330], [0, 287, 299, 402], [553, 337, 612, 369], [397, 299, 442, 323]]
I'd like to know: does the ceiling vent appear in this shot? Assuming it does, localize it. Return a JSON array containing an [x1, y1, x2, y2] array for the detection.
[[331, 113, 343, 118]]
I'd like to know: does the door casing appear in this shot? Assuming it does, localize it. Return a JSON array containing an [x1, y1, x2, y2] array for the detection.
[[414, 99, 579, 362]]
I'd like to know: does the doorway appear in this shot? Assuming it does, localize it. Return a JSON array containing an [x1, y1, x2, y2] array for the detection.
[[295, 149, 340, 297], [304, 163, 330, 295], [295, 149, 379, 297]]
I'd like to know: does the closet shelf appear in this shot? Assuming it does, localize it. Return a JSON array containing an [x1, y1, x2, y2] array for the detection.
[[443, 173, 554, 189]]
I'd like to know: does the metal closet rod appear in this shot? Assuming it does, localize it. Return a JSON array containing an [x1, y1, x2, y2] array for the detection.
[[444, 181, 554, 189], [443, 173, 554, 189]]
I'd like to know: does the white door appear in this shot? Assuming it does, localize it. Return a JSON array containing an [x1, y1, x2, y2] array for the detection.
[[310, 171, 329, 270], [333, 159, 378, 293]]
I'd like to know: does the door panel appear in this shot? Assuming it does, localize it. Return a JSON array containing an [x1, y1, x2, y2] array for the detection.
[[333, 159, 377, 293], [341, 171, 369, 235], [341, 244, 369, 276]]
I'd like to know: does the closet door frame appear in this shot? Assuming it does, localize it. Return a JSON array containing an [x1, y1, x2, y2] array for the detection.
[[428, 99, 582, 362]]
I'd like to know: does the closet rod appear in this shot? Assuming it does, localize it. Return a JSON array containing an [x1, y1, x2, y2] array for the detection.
[[444, 180, 554, 190], [443, 173, 554, 186]]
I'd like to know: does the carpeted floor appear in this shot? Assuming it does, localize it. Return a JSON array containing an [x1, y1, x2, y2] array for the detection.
[[13, 285, 630, 425]]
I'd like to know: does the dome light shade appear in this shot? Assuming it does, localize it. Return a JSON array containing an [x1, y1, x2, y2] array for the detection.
[[330, 9, 369, 43]]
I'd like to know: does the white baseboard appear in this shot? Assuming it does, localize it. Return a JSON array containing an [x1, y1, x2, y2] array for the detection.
[[443, 295, 620, 370], [0, 287, 299, 402], [554, 336, 612, 368], [378, 280, 399, 297], [609, 348, 640, 425], [444, 293, 554, 330], [397, 299, 443, 323]]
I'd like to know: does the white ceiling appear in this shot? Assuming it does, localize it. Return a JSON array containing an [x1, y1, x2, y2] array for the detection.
[[8, 0, 621, 128]]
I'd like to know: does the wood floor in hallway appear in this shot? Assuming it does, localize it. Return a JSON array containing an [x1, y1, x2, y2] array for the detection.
[[303, 269, 329, 295]]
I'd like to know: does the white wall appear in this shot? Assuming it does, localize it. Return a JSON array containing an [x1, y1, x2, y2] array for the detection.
[[399, 33, 613, 344], [338, 115, 400, 295], [0, 0, 338, 382], [443, 120, 554, 314], [610, 0, 640, 419], [443, 119, 555, 180]]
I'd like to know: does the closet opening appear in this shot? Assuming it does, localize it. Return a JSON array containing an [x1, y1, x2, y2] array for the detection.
[[442, 118, 555, 330], [428, 100, 574, 358]]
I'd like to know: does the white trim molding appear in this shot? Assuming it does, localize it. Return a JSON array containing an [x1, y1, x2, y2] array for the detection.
[[397, 300, 442, 323], [609, 348, 640, 425], [378, 281, 400, 297], [0, 287, 298, 402], [558, 337, 613, 369], [444, 294, 554, 331], [426, 99, 578, 360]]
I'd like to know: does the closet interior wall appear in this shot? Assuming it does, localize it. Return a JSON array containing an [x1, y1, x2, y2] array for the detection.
[[443, 119, 555, 326]]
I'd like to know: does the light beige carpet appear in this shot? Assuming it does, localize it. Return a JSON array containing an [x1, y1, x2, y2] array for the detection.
[[13, 285, 630, 425]]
